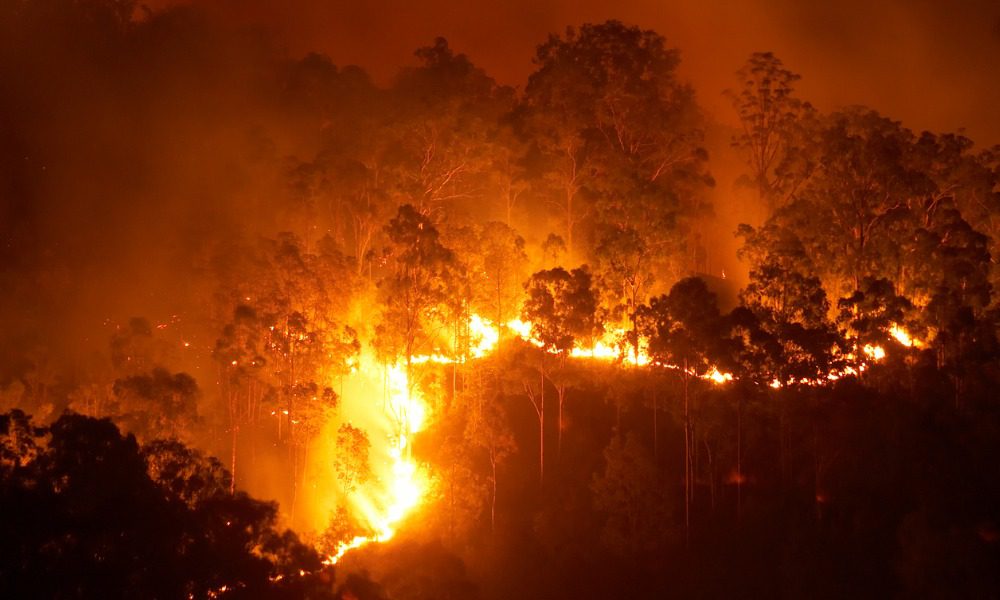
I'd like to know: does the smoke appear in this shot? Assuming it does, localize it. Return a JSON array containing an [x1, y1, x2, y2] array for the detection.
[[149, 0, 1000, 144], [4, 0, 995, 386], [0, 3, 285, 379], [5, 0, 996, 388], [133, 0, 1000, 292]]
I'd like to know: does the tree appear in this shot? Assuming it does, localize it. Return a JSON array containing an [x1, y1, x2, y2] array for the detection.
[[417, 388, 488, 541], [522, 20, 710, 262], [499, 342, 548, 486], [0, 411, 329, 598], [320, 505, 374, 554], [463, 370, 516, 531], [109, 317, 173, 376], [389, 37, 511, 218], [333, 423, 372, 493], [591, 431, 670, 556], [213, 234, 358, 515], [0, 409, 44, 473], [592, 223, 655, 362], [737, 221, 845, 383], [837, 276, 915, 355], [142, 438, 231, 507], [638, 276, 724, 543], [488, 122, 530, 225], [214, 304, 266, 493], [376, 204, 460, 444], [280, 53, 386, 266], [523, 266, 601, 460], [755, 109, 932, 299], [112, 367, 200, 442], [727, 52, 817, 216], [471, 221, 529, 333]]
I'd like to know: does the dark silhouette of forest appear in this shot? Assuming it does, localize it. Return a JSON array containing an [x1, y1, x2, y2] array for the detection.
[[2, 1, 1000, 598]]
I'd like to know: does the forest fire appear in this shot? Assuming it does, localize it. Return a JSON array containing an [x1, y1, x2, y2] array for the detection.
[[890, 325, 922, 348], [3, 3, 1000, 598], [316, 353, 430, 564], [327, 316, 919, 564]]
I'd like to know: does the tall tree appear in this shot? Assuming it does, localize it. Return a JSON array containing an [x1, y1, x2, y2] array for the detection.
[[592, 223, 655, 363], [470, 221, 529, 333], [638, 277, 723, 543], [522, 20, 710, 262], [728, 52, 817, 216], [376, 205, 460, 444], [390, 38, 512, 218], [111, 368, 200, 442], [523, 266, 601, 460], [591, 431, 670, 556], [0, 412, 329, 598]]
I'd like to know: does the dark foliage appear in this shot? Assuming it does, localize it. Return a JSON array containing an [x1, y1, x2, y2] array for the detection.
[[0, 411, 334, 598]]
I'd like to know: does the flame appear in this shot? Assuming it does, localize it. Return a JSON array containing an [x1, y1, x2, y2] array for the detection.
[[325, 438, 425, 564], [302, 349, 429, 566], [856, 324, 920, 365], [505, 318, 539, 345], [707, 368, 733, 384], [319, 314, 921, 564], [468, 314, 500, 358], [890, 324, 922, 348], [570, 340, 621, 361], [862, 344, 886, 361]]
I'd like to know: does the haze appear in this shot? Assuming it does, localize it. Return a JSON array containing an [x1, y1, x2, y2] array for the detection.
[[153, 0, 1000, 145]]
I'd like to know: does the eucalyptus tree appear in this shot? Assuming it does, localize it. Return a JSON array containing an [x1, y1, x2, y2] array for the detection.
[[523, 266, 601, 462], [522, 20, 711, 263]]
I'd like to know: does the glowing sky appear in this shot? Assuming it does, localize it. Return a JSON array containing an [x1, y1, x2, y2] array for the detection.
[[149, 0, 1000, 145]]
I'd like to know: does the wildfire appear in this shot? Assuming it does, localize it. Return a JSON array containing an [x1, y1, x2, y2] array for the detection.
[[325, 440, 424, 564], [890, 324, 922, 348], [863, 344, 886, 361], [468, 314, 500, 358], [320, 316, 921, 565], [858, 323, 923, 364], [309, 351, 429, 566], [707, 368, 733, 384]]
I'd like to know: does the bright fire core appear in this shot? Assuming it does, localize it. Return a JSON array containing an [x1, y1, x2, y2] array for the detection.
[[311, 353, 429, 565]]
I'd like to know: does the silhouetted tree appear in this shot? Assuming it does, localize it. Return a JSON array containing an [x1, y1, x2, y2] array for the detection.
[[727, 52, 817, 216], [523, 266, 600, 462]]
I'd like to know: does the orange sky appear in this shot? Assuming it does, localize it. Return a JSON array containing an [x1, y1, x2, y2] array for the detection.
[[144, 0, 1000, 146]]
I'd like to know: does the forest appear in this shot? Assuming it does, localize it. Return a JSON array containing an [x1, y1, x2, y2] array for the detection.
[[2, 1, 1000, 598]]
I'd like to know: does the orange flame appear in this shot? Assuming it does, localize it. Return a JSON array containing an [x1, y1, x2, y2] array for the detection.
[[322, 316, 920, 563]]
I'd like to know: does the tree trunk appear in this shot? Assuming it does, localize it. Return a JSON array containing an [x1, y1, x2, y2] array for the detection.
[[652, 389, 658, 461], [229, 382, 238, 495], [683, 361, 691, 546], [406, 350, 413, 459], [490, 450, 498, 532], [290, 447, 298, 526], [779, 396, 787, 489], [813, 429, 822, 523], [737, 392, 743, 520], [539, 365, 545, 486], [704, 437, 715, 511], [565, 187, 574, 263], [230, 420, 238, 495], [557, 384, 566, 460]]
